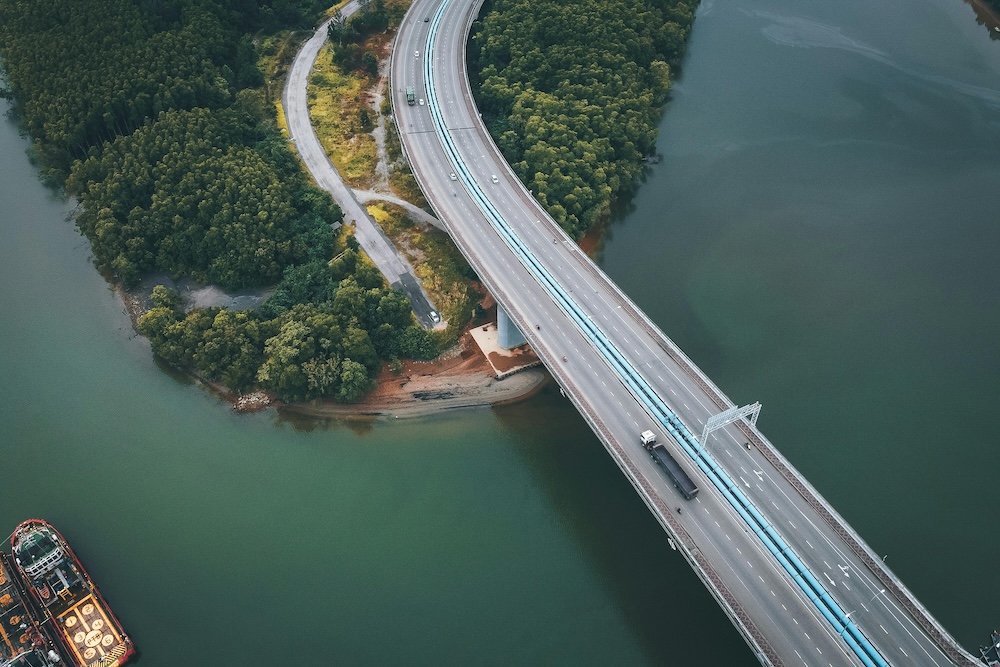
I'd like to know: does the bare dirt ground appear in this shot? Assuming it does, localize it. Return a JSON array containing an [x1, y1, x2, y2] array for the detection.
[[280, 331, 550, 420], [114, 26, 551, 422], [369, 48, 391, 191], [121, 282, 549, 419]]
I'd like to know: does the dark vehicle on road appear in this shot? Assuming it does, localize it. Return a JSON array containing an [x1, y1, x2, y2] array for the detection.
[[640, 430, 699, 500]]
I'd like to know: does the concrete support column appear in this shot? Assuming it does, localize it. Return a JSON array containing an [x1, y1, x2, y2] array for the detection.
[[497, 304, 527, 350]]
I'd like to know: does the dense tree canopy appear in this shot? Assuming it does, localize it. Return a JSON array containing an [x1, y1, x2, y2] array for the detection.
[[0, 0, 327, 169], [67, 107, 337, 288], [471, 0, 698, 237], [139, 251, 437, 402], [0, 0, 438, 403]]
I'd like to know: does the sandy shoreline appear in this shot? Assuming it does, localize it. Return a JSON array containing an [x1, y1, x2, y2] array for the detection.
[[119, 281, 549, 420], [277, 331, 550, 420]]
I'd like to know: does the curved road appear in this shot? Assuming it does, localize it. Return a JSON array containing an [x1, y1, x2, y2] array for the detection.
[[389, 0, 979, 665], [284, 2, 441, 328]]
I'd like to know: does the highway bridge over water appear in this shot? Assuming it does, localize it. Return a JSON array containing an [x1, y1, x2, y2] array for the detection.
[[375, 0, 983, 664]]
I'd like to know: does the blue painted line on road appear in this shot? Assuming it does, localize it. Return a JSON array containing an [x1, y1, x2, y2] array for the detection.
[[421, 3, 887, 665]]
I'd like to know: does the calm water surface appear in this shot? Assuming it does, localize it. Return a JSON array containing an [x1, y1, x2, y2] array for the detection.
[[602, 0, 1000, 653], [2, 0, 999, 664]]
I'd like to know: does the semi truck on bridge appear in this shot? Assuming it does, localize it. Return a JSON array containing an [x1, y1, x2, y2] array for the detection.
[[640, 431, 699, 500]]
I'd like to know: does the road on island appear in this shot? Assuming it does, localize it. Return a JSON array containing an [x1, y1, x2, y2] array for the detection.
[[284, 2, 441, 329], [388, 0, 979, 665]]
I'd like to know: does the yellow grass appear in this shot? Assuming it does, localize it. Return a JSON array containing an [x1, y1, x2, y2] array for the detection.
[[275, 100, 289, 136], [308, 43, 378, 188], [258, 30, 311, 107], [366, 203, 476, 344]]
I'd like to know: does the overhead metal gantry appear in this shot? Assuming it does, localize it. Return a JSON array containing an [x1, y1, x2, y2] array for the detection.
[[701, 402, 762, 446]]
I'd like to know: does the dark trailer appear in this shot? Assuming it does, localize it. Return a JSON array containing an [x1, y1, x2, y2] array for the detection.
[[641, 433, 699, 500]]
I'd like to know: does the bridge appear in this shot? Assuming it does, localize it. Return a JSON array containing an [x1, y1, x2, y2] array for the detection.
[[369, 0, 980, 664]]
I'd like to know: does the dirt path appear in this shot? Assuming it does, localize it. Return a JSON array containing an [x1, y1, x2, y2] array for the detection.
[[370, 60, 391, 191]]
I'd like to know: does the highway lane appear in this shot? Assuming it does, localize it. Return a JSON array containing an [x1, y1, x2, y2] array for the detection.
[[390, 0, 978, 665], [284, 2, 441, 328], [431, 5, 976, 665], [400, 101, 862, 667], [393, 2, 861, 665]]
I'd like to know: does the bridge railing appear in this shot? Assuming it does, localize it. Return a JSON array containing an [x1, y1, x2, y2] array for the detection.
[[450, 13, 974, 664], [399, 0, 978, 664]]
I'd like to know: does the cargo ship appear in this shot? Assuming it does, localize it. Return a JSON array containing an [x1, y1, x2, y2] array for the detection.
[[0, 552, 62, 667], [10, 520, 134, 667]]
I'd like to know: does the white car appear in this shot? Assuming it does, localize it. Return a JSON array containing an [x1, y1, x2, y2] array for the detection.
[[430, 310, 441, 323], [449, 172, 457, 181], [491, 175, 499, 184], [419, 99, 425, 106]]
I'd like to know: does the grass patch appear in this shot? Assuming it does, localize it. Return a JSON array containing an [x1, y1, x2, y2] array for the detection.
[[308, 42, 377, 187], [367, 202, 477, 346], [384, 115, 430, 209], [390, 164, 429, 210], [258, 30, 310, 107], [275, 99, 289, 135]]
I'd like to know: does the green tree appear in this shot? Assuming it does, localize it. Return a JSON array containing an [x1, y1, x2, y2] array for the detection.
[[336, 358, 373, 402], [471, 0, 698, 237]]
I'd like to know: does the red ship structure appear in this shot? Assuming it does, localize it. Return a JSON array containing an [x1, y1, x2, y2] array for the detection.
[[10, 520, 134, 667], [0, 551, 62, 667]]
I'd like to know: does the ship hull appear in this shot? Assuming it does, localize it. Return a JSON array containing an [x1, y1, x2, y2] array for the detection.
[[11, 520, 135, 667]]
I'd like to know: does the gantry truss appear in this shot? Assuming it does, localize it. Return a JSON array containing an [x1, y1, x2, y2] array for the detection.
[[701, 402, 761, 445]]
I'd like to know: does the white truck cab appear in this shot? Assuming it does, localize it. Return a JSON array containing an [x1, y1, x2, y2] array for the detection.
[[640, 430, 657, 447]]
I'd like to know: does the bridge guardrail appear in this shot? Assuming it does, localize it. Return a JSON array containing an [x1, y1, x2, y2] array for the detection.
[[396, 0, 979, 664], [449, 18, 977, 659]]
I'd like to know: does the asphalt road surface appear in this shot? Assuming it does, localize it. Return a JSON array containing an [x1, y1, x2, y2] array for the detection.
[[389, 0, 978, 664], [284, 3, 441, 329]]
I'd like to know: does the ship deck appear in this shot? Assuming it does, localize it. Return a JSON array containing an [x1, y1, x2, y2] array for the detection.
[[0, 553, 42, 661], [57, 593, 129, 667]]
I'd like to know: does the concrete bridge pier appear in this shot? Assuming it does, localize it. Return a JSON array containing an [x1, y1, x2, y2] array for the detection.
[[497, 304, 527, 349]]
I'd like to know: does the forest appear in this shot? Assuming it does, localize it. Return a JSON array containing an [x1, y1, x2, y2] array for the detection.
[[0, 0, 436, 402], [471, 0, 698, 238]]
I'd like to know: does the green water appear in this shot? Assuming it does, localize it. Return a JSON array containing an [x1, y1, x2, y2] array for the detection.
[[2, 0, 999, 664], [601, 0, 1000, 653], [0, 102, 742, 664]]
